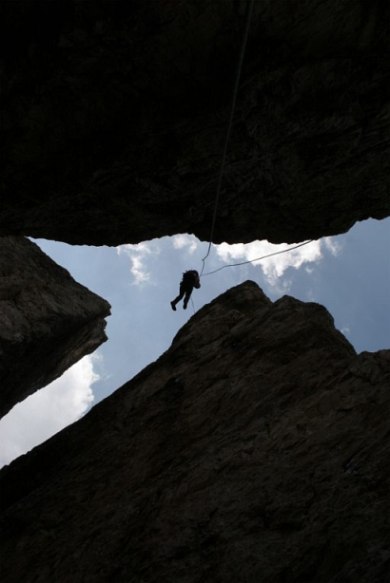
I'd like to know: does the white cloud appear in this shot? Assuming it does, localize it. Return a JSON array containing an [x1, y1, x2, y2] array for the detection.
[[324, 237, 342, 256], [215, 239, 327, 285], [0, 355, 99, 468], [172, 234, 199, 254], [117, 241, 159, 285], [130, 254, 151, 284]]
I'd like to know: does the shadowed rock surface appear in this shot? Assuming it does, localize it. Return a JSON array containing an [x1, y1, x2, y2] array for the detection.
[[0, 237, 110, 418], [1, 2, 389, 578], [1, 0, 389, 245], [1, 282, 389, 582]]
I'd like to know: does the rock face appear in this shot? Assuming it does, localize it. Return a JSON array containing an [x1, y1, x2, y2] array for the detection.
[[1, 282, 389, 582], [0, 237, 110, 418], [1, 1, 389, 245], [0, 2, 389, 578]]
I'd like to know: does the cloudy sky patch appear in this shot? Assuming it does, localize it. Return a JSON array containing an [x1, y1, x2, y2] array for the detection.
[[117, 241, 161, 285], [172, 234, 199, 254], [323, 236, 343, 256], [215, 239, 322, 284], [0, 355, 98, 467]]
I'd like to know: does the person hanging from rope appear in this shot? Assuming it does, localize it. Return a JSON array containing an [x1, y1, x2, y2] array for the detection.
[[170, 270, 201, 311]]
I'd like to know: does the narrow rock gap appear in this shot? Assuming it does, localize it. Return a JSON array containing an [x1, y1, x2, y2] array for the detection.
[[0, 217, 388, 467]]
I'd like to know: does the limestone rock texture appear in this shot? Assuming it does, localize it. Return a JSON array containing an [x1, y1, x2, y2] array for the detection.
[[0, 237, 110, 418], [1, 282, 389, 582], [1, 0, 389, 246]]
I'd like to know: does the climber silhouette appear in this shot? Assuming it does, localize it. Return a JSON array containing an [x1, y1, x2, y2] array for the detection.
[[171, 270, 201, 311]]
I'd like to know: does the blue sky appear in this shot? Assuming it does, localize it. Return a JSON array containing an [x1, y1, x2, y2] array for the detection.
[[0, 218, 389, 466]]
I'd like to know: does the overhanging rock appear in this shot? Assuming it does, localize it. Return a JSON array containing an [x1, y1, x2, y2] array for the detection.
[[0, 0, 389, 245], [0, 237, 111, 418]]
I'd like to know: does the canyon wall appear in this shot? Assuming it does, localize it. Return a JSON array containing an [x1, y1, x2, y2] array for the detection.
[[1, 0, 389, 246], [0, 237, 110, 418], [1, 282, 389, 582]]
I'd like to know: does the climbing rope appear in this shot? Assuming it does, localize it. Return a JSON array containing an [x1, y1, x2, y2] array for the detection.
[[200, 0, 255, 276], [201, 240, 314, 276]]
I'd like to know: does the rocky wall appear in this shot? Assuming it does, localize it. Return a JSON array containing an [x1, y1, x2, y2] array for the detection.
[[1, 0, 389, 245], [0, 237, 110, 417], [1, 282, 389, 582]]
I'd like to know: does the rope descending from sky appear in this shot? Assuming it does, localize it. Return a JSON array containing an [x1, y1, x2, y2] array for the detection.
[[201, 240, 315, 277], [200, 0, 256, 276]]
